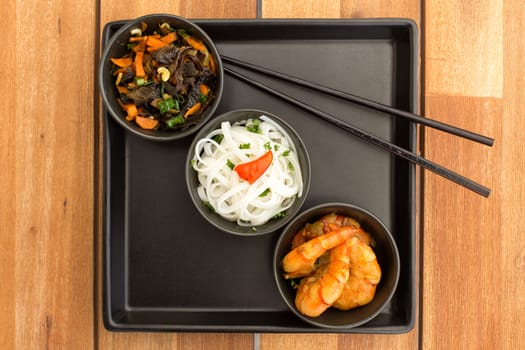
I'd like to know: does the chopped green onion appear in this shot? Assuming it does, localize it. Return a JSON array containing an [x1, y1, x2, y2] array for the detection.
[[203, 201, 215, 213], [159, 97, 178, 113], [281, 149, 291, 157], [264, 142, 271, 150], [226, 159, 235, 170], [239, 143, 251, 149], [274, 144, 280, 151], [259, 188, 271, 197], [212, 134, 224, 144], [166, 115, 185, 128], [134, 77, 145, 86], [288, 162, 295, 171], [246, 118, 260, 133], [198, 93, 208, 103], [273, 211, 287, 219]]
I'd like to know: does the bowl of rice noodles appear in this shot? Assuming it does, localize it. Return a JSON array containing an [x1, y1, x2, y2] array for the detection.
[[186, 109, 311, 236]]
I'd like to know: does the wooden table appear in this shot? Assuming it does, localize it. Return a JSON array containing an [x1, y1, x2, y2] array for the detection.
[[2, 0, 523, 349]]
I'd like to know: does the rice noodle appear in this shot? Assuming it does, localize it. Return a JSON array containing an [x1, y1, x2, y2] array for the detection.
[[191, 116, 304, 226]]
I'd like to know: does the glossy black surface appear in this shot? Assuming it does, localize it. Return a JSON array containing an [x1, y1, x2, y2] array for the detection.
[[103, 18, 417, 333]]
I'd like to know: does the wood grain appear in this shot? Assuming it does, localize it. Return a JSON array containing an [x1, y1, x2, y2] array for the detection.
[[1, 0, 97, 349], [96, 2, 257, 349], [1, 1, 17, 349], [260, 1, 420, 349], [422, 0, 525, 349], [424, 0, 503, 98]]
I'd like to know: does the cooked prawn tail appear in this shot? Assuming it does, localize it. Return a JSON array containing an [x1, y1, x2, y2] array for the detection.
[[282, 226, 358, 279]]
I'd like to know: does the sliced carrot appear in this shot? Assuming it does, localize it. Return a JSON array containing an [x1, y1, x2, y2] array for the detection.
[[146, 36, 168, 50], [131, 40, 146, 53], [134, 50, 145, 77], [160, 31, 177, 44], [111, 57, 133, 68], [184, 102, 202, 118], [199, 84, 209, 96], [184, 36, 207, 53], [123, 104, 138, 121], [135, 115, 159, 130], [116, 85, 129, 94]]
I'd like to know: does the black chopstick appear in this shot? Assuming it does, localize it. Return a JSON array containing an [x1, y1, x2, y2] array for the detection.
[[222, 55, 494, 147], [224, 66, 491, 198]]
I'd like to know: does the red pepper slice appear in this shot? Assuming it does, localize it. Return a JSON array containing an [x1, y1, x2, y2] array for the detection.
[[234, 150, 273, 184]]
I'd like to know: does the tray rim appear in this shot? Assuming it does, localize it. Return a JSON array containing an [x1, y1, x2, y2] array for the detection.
[[101, 17, 419, 334]]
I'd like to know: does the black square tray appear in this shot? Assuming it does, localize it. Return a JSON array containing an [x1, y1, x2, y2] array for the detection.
[[102, 18, 418, 333]]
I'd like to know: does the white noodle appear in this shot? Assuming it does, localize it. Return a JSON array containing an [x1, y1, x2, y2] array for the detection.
[[191, 115, 303, 226]]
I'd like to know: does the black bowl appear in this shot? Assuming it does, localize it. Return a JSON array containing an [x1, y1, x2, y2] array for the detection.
[[185, 109, 311, 236], [98, 13, 224, 141], [273, 202, 400, 329]]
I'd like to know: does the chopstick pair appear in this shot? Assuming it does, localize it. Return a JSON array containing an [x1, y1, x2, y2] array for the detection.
[[221, 55, 493, 197]]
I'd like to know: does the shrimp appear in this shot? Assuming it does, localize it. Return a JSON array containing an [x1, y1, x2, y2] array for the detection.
[[294, 242, 350, 317], [332, 236, 382, 310], [282, 226, 358, 279], [291, 213, 372, 249]]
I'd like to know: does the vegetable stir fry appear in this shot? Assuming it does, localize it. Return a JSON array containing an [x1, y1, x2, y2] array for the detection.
[[110, 21, 218, 130]]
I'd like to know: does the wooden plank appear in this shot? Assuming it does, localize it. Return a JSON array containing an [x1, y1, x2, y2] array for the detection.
[[424, 1, 503, 98], [422, 96, 502, 349], [260, 1, 420, 349], [0, 0, 97, 348], [501, 2, 525, 348], [422, 0, 525, 348], [0, 0, 17, 349], [96, 2, 257, 349]]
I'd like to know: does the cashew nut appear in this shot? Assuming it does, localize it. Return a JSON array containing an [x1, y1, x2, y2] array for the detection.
[[130, 28, 142, 36], [157, 67, 171, 82]]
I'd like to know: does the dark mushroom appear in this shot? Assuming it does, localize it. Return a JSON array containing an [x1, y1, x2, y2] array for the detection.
[[126, 85, 160, 106], [152, 45, 179, 65]]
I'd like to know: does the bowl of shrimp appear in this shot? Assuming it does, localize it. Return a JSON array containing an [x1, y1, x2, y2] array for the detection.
[[186, 109, 311, 236], [273, 202, 400, 329]]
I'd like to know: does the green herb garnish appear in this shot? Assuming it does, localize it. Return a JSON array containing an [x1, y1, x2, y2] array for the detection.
[[281, 149, 291, 157], [212, 134, 224, 144], [166, 115, 185, 128], [159, 97, 178, 114], [198, 93, 208, 104], [203, 201, 215, 213], [259, 188, 271, 197], [134, 77, 145, 86], [246, 118, 260, 133], [239, 143, 251, 149], [264, 141, 271, 150], [273, 211, 287, 219], [287, 162, 295, 171], [226, 159, 235, 170]]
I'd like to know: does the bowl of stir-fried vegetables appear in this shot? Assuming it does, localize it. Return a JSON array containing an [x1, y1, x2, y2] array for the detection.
[[99, 14, 223, 141]]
